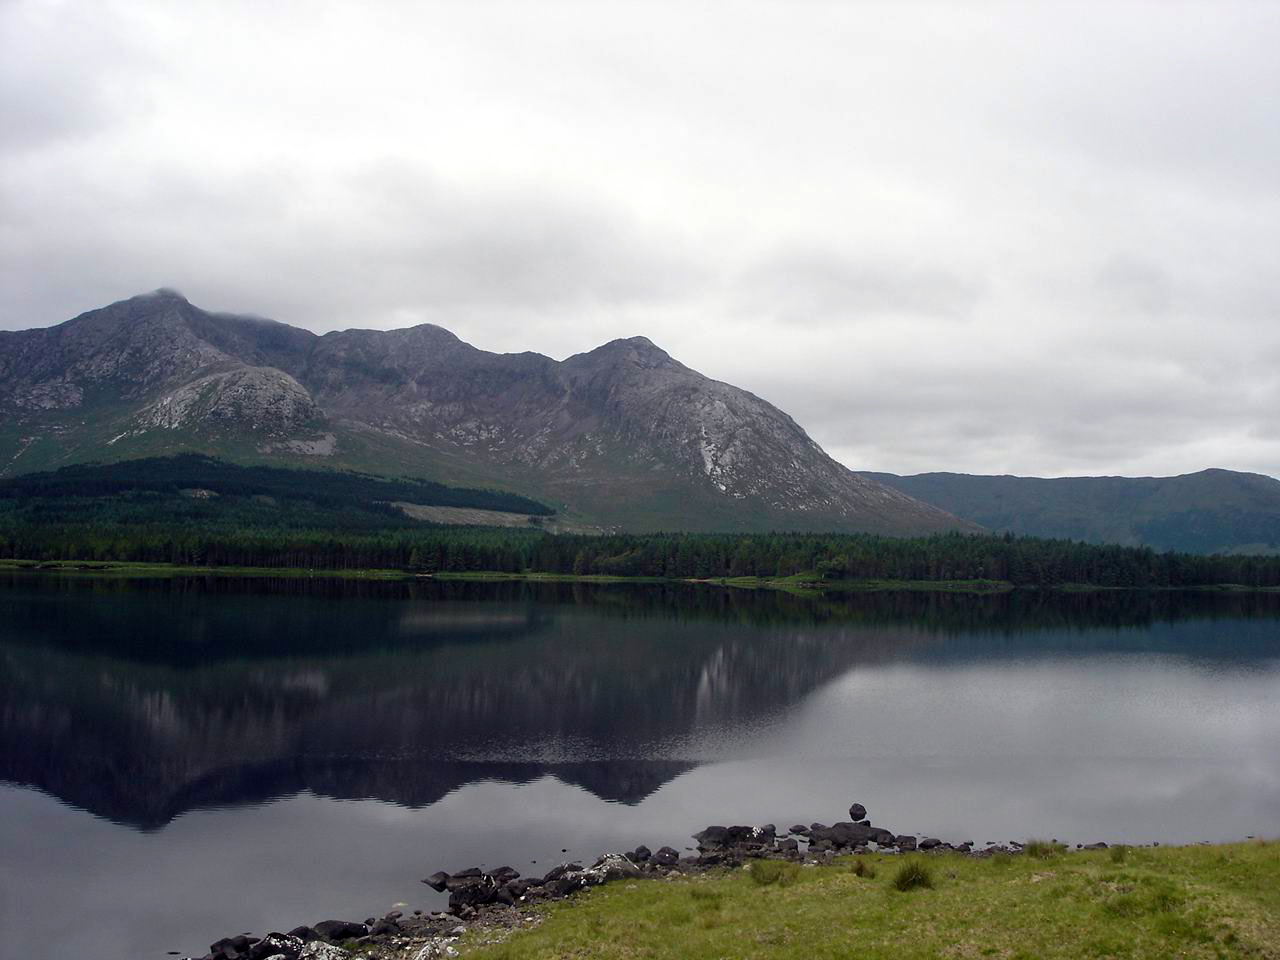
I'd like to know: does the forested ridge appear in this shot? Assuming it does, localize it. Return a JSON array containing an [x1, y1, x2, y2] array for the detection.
[[4, 455, 1280, 587], [0, 455, 553, 516], [4, 522, 1280, 588]]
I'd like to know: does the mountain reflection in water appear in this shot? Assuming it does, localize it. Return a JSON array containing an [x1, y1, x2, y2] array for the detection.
[[2, 576, 1278, 831]]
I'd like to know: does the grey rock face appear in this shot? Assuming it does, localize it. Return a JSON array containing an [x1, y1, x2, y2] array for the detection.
[[0, 290, 974, 533]]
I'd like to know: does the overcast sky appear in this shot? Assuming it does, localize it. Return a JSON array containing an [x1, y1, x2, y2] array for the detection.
[[3, 1, 1279, 478]]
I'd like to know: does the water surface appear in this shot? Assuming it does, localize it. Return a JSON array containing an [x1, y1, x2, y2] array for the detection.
[[1, 576, 1277, 959]]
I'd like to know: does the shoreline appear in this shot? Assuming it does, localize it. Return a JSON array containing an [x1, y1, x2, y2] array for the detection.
[[187, 803, 1274, 960], [2, 558, 1277, 593]]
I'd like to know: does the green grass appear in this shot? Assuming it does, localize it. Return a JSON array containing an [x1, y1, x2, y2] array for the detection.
[[890, 858, 934, 891], [460, 842, 1280, 960], [1023, 838, 1068, 859], [4, 558, 1279, 595], [0, 558, 414, 580]]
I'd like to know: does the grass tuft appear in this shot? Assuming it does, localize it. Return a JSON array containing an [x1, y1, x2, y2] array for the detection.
[[891, 859, 935, 892], [748, 860, 798, 887], [1109, 845, 1129, 864], [850, 859, 877, 879], [1023, 839, 1066, 859]]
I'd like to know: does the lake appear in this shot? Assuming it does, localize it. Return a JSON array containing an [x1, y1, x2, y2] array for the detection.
[[1, 575, 1278, 959]]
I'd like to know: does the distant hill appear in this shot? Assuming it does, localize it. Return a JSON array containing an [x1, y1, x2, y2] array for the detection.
[[862, 469, 1280, 555], [0, 290, 971, 535]]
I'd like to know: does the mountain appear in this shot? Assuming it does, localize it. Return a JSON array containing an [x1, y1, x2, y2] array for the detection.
[[0, 290, 969, 534], [863, 469, 1280, 554]]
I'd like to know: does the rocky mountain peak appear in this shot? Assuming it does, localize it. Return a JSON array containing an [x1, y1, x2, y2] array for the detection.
[[0, 291, 975, 534], [567, 335, 675, 372]]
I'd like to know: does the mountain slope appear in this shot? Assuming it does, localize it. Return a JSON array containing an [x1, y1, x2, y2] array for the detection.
[[863, 469, 1280, 554], [0, 290, 970, 534]]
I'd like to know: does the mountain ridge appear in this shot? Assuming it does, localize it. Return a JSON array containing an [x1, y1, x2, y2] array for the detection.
[[0, 290, 969, 535]]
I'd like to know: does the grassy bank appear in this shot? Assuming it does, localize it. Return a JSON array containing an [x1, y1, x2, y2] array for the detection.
[[462, 842, 1279, 960], [3, 558, 1278, 593], [0, 559, 413, 580]]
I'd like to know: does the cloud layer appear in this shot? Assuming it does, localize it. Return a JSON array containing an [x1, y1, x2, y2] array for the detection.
[[2, 0, 1278, 478]]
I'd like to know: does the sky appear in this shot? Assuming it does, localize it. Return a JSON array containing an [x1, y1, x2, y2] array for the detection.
[[2, 0, 1279, 479]]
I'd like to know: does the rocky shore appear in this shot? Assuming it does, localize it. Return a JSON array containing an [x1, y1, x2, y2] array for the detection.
[[190, 801, 1118, 960]]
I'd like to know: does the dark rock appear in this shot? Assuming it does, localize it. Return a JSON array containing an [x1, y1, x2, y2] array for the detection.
[[693, 825, 729, 847], [869, 827, 896, 846], [449, 876, 500, 912], [549, 874, 587, 897], [777, 838, 799, 853], [491, 865, 521, 884], [809, 821, 875, 849], [632, 845, 652, 862], [789, 825, 809, 836], [848, 803, 867, 821], [384, 911, 403, 921], [369, 918, 400, 937], [286, 927, 319, 942], [896, 835, 918, 851], [919, 838, 942, 850], [653, 846, 680, 866], [540, 862, 583, 884], [313, 920, 367, 942], [422, 871, 450, 892], [209, 935, 263, 960], [508, 878, 536, 898], [247, 934, 302, 960]]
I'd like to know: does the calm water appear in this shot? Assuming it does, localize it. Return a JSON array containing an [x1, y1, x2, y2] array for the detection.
[[2, 576, 1279, 959]]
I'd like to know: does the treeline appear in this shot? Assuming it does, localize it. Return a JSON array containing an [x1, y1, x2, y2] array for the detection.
[[0, 454, 553, 516], [3, 520, 1280, 588]]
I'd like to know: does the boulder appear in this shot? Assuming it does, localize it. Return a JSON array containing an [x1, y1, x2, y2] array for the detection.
[[586, 853, 642, 882], [631, 845, 652, 862], [368, 918, 400, 937], [447, 876, 499, 913], [209, 935, 258, 960], [540, 862, 583, 884], [693, 825, 729, 847], [299, 945, 351, 960], [248, 934, 304, 960], [919, 838, 942, 850], [809, 821, 874, 848], [444, 868, 483, 891], [312, 920, 367, 942], [848, 803, 867, 822], [789, 825, 810, 836], [490, 866, 521, 884], [422, 871, 450, 892], [896, 835, 918, 851], [652, 846, 680, 866]]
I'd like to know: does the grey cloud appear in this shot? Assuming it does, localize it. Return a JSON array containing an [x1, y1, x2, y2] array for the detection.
[[1095, 256, 1173, 317], [0, 162, 704, 332], [0, 3, 152, 155], [2, 0, 1280, 480], [733, 251, 982, 325]]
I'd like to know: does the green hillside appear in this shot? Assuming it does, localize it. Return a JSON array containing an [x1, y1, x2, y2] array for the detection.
[[864, 469, 1280, 555], [0, 454, 553, 533]]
